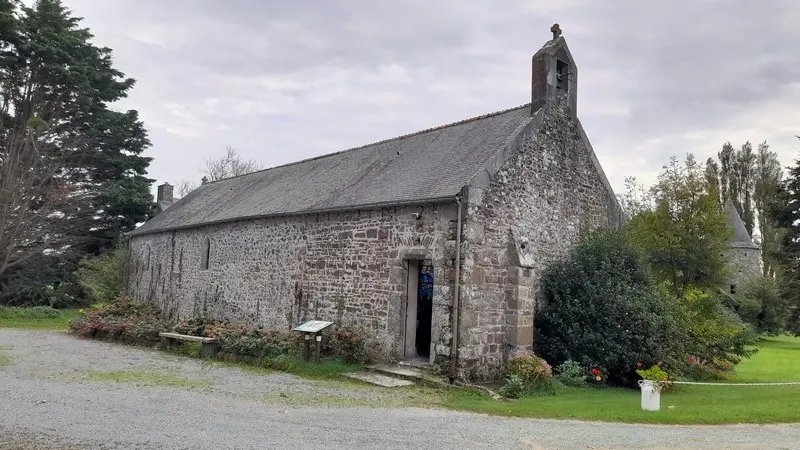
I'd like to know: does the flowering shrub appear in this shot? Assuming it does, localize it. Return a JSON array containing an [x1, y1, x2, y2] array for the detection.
[[590, 367, 604, 384], [71, 299, 373, 368], [683, 355, 726, 381], [500, 353, 554, 397], [69, 299, 168, 345], [508, 354, 553, 384]]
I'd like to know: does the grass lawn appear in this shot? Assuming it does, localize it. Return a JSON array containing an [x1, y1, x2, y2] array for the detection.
[[444, 335, 800, 424], [0, 306, 80, 330]]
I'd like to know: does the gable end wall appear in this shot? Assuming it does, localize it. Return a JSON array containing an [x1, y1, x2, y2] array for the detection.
[[456, 96, 622, 380]]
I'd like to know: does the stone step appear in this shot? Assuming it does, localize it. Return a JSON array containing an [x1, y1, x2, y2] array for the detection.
[[366, 363, 451, 389], [342, 372, 414, 387]]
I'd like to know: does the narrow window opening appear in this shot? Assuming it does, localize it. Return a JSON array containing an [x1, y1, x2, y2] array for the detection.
[[730, 284, 737, 295], [556, 59, 569, 92], [201, 238, 211, 270]]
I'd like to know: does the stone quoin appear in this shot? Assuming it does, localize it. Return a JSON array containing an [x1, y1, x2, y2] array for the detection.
[[128, 26, 623, 381]]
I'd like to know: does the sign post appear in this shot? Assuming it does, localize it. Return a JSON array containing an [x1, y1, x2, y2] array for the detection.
[[293, 320, 334, 363]]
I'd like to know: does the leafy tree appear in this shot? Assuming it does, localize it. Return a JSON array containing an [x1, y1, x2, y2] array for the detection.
[[705, 157, 721, 208], [771, 142, 800, 333], [730, 277, 791, 335], [535, 229, 688, 387], [617, 176, 653, 220], [753, 141, 783, 277], [627, 155, 733, 293], [681, 288, 758, 365], [0, 1, 152, 302], [718, 142, 734, 205]]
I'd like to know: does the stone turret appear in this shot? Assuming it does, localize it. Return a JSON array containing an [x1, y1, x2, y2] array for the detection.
[[725, 201, 761, 293]]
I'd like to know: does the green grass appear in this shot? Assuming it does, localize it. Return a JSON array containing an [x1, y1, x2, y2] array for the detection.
[[0, 306, 81, 330], [728, 335, 800, 382], [84, 370, 212, 389], [444, 335, 800, 424], [0, 355, 9, 366]]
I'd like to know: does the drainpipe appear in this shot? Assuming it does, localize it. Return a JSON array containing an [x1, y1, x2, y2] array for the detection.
[[449, 194, 463, 382]]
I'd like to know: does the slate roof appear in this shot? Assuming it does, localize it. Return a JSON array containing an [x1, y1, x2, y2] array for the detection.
[[726, 201, 759, 249], [132, 104, 534, 236]]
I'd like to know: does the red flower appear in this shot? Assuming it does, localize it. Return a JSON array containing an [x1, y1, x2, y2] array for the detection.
[[636, 362, 643, 368], [591, 368, 600, 376], [689, 356, 696, 365]]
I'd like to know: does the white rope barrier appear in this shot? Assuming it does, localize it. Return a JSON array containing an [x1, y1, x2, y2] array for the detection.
[[669, 381, 800, 386]]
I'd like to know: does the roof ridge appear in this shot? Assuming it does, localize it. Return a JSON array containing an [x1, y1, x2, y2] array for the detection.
[[199, 103, 532, 186]]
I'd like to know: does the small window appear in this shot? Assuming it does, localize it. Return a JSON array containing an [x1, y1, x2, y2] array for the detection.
[[730, 285, 737, 295], [201, 238, 210, 270]]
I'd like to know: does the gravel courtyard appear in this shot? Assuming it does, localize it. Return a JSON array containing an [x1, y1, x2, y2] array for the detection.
[[1, 329, 799, 449]]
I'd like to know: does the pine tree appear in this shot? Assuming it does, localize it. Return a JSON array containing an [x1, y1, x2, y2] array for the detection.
[[771, 141, 800, 332], [0, 0, 152, 302]]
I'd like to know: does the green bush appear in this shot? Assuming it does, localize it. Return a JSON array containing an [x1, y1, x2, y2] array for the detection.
[[535, 229, 689, 386], [325, 326, 368, 364], [499, 374, 527, 399], [682, 289, 758, 366], [554, 360, 587, 387], [732, 277, 791, 335], [213, 324, 303, 359], [636, 364, 672, 392], [0, 256, 86, 308], [74, 237, 130, 304]]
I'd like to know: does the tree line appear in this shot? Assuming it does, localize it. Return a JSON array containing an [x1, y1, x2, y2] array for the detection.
[[0, 0, 153, 306]]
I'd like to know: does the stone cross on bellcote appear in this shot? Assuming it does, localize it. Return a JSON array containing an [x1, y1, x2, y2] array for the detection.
[[550, 23, 562, 40]]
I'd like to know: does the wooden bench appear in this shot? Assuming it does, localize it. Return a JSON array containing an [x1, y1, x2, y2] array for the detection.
[[159, 332, 219, 357]]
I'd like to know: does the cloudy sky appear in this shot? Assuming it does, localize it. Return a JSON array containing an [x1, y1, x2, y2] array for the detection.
[[62, 0, 800, 197]]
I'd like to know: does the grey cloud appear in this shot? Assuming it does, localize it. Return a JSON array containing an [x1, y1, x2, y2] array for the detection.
[[63, 0, 800, 195]]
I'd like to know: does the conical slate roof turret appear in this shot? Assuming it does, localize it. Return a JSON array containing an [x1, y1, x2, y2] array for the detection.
[[726, 201, 759, 249]]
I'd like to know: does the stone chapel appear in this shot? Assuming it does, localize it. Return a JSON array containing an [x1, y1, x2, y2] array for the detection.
[[128, 25, 624, 380]]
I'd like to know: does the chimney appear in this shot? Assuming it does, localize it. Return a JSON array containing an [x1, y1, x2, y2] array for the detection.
[[157, 182, 174, 206], [530, 23, 578, 117]]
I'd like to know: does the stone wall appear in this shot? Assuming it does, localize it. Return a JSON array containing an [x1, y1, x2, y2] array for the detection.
[[129, 203, 459, 360], [456, 97, 622, 380], [726, 245, 762, 291]]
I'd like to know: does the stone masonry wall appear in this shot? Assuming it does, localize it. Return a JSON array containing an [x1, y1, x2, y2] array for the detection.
[[726, 246, 762, 291], [456, 98, 622, 380], [129, 203, 459, 360]]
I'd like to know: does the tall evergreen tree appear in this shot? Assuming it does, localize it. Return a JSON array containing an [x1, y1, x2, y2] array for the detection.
[[771, 142, 800, 333], [0, 0, 152, 303]]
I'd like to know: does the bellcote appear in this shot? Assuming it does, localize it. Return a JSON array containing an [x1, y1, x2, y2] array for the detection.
[[531, 23, 578, 117]]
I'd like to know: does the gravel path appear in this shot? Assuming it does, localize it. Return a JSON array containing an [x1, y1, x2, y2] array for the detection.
[[1, 329, 799, 449]]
